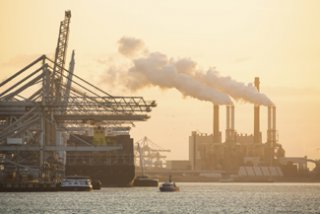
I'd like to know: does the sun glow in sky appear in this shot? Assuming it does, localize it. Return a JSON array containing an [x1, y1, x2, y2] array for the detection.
[[1, 0, 320, 160]]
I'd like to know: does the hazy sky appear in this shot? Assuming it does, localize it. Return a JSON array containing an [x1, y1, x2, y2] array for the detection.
[[1, 0, 320, 161]]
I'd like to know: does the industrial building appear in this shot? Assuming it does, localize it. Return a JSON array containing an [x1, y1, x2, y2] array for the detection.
[[188, 77, 319, 180]]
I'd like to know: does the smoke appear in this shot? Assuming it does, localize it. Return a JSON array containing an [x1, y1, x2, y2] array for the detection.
[[156, 56, 273, 106], [127, 52, 232, 104], [118, 37, 146, 58], [104, 37, 273, 106], [201, 69, 273, 106]]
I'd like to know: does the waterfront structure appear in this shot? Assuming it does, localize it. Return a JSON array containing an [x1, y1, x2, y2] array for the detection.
[[0, 11, 156, 186]]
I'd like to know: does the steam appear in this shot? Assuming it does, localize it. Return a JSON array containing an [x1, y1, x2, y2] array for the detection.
[[170, 57, 273, 105], [201, 69, 273, 106], [105, 37, 273, 106], [127, 52, 233, 104], [118, 37, 146, 58]]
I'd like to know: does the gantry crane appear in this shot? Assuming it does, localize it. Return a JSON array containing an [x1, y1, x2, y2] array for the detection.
[[135, 137, 170, 169], [0, 11, 156, 181]]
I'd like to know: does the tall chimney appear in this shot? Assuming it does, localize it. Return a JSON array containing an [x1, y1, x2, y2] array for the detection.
[[231, 105, 235, 130], [225, 105, 235, 143], [267, 106, 277, 146], [254, 77, 262, 143], [213, 104, 221, 143]]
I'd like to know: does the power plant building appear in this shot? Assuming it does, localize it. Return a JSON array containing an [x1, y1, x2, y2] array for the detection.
[[189, 78, 287, 177]]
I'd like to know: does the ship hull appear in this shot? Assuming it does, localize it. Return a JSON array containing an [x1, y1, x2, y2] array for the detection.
[[59, 187, 92, 191], [65, 164, 134, 187], [66, 134, 135, 187]]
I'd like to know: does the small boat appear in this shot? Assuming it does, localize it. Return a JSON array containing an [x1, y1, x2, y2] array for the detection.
[[59, 176, 93, 191], [133, 175, 159, 187], [133, 142, 159, 187], [159, 176, 179, 192]]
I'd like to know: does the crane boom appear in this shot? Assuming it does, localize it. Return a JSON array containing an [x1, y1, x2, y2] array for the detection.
[[51, 10, 71, 102], [63, 50, 75, 112]]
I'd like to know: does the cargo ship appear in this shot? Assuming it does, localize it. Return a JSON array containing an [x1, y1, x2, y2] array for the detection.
[[65, 132, 135, 187]]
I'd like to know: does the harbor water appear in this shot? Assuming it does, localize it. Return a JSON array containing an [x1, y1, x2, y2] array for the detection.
[[0, 183, 320, 213]]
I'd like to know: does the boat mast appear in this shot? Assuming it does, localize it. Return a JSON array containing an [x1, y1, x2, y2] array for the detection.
[[137, 143, 145, 176]]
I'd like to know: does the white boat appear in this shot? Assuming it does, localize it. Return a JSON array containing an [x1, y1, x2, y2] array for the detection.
[[159, 176, 179, 192], [60, 176, 93, 191]]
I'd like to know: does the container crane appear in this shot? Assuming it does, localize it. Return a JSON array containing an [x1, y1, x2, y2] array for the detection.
[[135, 137, 170, 168], [0, 11, 157, 182]]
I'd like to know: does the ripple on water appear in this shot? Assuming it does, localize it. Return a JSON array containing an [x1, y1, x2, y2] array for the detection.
[[0, 183, 320, 214]]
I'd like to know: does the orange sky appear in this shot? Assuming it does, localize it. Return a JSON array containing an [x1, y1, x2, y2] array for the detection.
[[1, 0, 320, 160]]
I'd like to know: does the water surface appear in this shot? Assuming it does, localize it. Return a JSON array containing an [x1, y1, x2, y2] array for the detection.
[[0, 183, 319, 213]]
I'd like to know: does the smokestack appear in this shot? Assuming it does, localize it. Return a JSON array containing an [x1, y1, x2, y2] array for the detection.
[[226, 105, 230, 131], [213, 104, 221, 143], [273, 106, 276, 131], [267, 106, 277, 146], [254, 77, 262, 143], [226, 105, 235, 143], [231, 105, 235, 130]]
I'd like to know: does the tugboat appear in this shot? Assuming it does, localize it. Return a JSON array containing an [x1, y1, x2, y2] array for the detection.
[[59, 176, 93, 191], [159, 175, 179, 192]]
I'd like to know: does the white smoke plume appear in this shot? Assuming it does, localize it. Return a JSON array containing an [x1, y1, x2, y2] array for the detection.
[[127, 52, 233, 104], [169, 57, 274, 106], [105, 37, 273, 106], [118, 37, 146, 58], [201, 69, 274, 106]]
